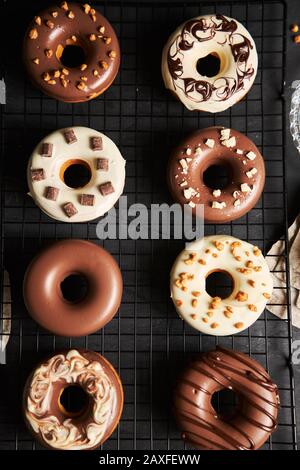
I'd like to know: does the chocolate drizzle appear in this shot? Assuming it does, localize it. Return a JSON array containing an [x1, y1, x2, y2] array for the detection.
[[173, 347, 279, 450], [167, 15, 255, 104]]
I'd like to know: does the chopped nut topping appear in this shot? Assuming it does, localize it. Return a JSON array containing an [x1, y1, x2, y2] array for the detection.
[[210, 322, 219, 329], [253, 246, 262, 256], [212, 189, 221, 197], [60, 1, 69, 10], [241, 183, 251, 193], [104, 36, 112, 44], [248, 279, 255, 288], [28, 28, 38, 39], [212, 253, 218, 258], [235, 256, 242, 262], [93, 69, 99, 76], [221, 136, 236, 148], [205, 249, 211, 253], [291, 24, 299, 33], [89, 33, 97, 41], [293, 34, 300, 43], [53, 70, 61, 78], [42, 72, 51, 82], [225, 305, 233, 313], [253, 265, 262, 272], [192, 291, 201, 297], [210, 297, 221, 309], [71, 35, 77, 42], [62, 68, 69, 75], [190, 314, 197, 320], [108, 50, 117, 59], [205, 138, 215, 148], [46, 20, 55, 29], [98, 25, 105, 34], [263, 292, 271, 299], [60, 78, 68, 87], [246, 151, 256, 160], [224, 310, 233, 318], [236, 268, 252, 274], [175, 300, 183, 307], [184, 253, 197, 265], [212, 201, 226, 209], [51, 11, 58, 17], [48, 79, 56, 85], [207, 311, 214, 318], [67, 11, 75, 19], [45, 49, 53, 58], [34, 15, 42, 25], [214, 241, 224, 251], [202, 317, 209, 323], [235, 291, 248, 302], [83, 3, 91, 13], [234, 322, 244, 329], [231, 241, 241, 250], [192, 299, 198, 308], [248, 304, 257, 312], [77, 81, 87, 91], [246, 260, 254, 268], [32, 58, 39, 65], [198, 259, 206, 265], [80, 64, 88, 71], [80, 76, 88, 81], [100, 60, 109, 69]]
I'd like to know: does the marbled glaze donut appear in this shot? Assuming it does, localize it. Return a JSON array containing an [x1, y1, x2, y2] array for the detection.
[[162, 14, 257, 112], [27, 126, 125, 223], [23, 2, 120, 102], [167, 127, 265, 223], [170, 235, 273, 336], [173, 347, 279, 450], [23, 239, 123, 337], [23, 349, 123, 450]]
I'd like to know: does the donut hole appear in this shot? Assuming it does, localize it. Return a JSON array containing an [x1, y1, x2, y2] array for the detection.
[[197, 53, 221, 78], [211, 388, 239, 419], [60, 273, 89, 303], [206, 270, 233, 299], [61, 159, 92, 189], [203, 163, 230, 190], [57, 44, 87, 68], [59, 385, 89, 418]]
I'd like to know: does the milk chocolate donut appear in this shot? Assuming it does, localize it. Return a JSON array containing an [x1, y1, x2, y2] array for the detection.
[[173, 347, 280, 450], [23, 2, 120, 102], [23, 239, 123, 337], [167, 127, 265, 223], [162, 14, 258, 113], [23, 349, 123, 450]]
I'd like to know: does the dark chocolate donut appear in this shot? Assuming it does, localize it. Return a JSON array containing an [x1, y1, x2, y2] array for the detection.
[[173, 347, 279, 450], [23, 349, 123, 450], [167, 127, 265, 223], [23, 2, 120, 102], [23, 239, 123, 336]]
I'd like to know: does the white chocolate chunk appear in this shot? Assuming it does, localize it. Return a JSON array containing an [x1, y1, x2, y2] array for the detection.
[[194, 146, 202, 155], [186, 157, 192, 163], [212, 189, 221, 197], [221, 136, 236, 148], [233, 190, 240, 198], [241, 183, 252, 193], [183, 187, 196, 200], [205, 138, 215, 148], [246, 151, 256, 160], [185, 147, 192, 156], [180, 181, 187, 187], [246, 168, 258, 178], [220, 128, 231, 140], [179, 158, 188, 169], [188, 201, 196, 208], [236, 148, 243, 154], [234, 199, 241, 207], [212, 201, 226, 209]]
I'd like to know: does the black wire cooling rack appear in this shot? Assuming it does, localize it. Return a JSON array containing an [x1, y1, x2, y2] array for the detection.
[[0, 0, 298, 450]]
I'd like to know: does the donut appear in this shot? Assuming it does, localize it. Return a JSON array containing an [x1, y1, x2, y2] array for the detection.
[[27, 126, 125, 223], [167, 127, 265, 223], [23, 239, 123, 337], [23, 349, 123, 450], [173, 347, 279, 450], [162, 14, 257, 112], [170, 235, 273, 336], [23, 2, 120, 102]]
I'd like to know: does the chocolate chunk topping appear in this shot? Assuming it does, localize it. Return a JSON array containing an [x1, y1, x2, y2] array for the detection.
[[96, 158, 109, 171], [63, 202, 78, 218], [99, 182, 115, 196], [45, 186, 59, 201], [63, 129, 77, 144], [90, 136, 103, 151], [40, 142, 53, 158], [79, 194, 95, 206], [31, 169, 45, 181]]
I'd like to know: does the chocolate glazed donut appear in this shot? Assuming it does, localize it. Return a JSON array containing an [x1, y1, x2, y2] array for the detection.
[[23, 239, 123, 336], [23, 2, 120, 102], [167, 126, 265, 223], [23, 349, 124, 450], [173, 347, 280, 450]]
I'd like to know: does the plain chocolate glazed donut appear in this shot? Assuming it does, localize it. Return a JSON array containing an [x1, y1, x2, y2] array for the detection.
[[173, 347, 280, 450], [167, 126, 265, 223], [23, 239, 123, 336], [23, 2, 120, 102], [23, 349, 124, 450]]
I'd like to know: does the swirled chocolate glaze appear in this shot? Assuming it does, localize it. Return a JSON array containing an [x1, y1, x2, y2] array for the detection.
[[23, 349, 123, 450], [162, 15, 258, 112], [173, 347, 279, 450]]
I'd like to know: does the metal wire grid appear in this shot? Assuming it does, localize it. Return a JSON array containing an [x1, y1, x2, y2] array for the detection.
[[0, 0, 297, 450]]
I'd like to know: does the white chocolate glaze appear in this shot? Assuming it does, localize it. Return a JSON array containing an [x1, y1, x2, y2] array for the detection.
[[170, 235, 273, 336], [27, 127, 126, 222], [24, 350, 116, 450], [162, 14, 258, 113]]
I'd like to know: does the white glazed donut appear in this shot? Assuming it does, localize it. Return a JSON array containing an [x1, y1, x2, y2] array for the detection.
[[162, 14, 258, 113], [27, 126, 126, 222], [170, 235, 273, 336]]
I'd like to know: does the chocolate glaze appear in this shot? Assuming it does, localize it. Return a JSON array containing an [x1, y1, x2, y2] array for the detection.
[[173, 347, 279, 450], [167, 15, 254, 104], [23, 3, 120, 102], [23, 239, 123, 336], [23, 349, 124, 450], [167, 126, 265, 223]]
